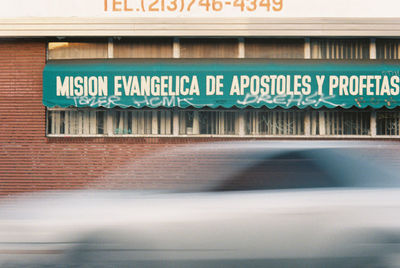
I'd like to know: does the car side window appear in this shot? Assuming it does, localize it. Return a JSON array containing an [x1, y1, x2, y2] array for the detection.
[[213, 151, 340, 191]]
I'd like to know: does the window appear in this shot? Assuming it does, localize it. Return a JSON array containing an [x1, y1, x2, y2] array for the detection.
[[180, 38, 239, 58], [311, 38, 370, 59], [48, 41, 109, 59], [114, 38, 173, 58], [48, 38, 174, 60], [245, 38, 304, 59], [323, 110, 371, 135], [113, 110, 155, 135], [377, 110, 400, 135], [376, 39, 400, 59], [245, 109, 305, 135], [47, 108, 400, 137], [198, 111, 238, 135], [47, 109, 240, 136], [47, 109, 106, 135], [48, 109, 177, 136]]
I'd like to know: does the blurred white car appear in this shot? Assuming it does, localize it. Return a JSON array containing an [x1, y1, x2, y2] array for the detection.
[[1, 141, 400, 268]]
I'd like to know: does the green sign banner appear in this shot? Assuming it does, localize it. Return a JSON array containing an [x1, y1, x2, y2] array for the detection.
[[43, 60, 400, 109]]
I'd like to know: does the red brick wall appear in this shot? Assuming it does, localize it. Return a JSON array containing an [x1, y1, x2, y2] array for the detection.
[[0, 41, 172, 197], [0, 41, 47, 196]]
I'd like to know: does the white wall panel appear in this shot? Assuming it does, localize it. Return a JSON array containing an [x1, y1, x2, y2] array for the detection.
[[2, 18, 400, 37]]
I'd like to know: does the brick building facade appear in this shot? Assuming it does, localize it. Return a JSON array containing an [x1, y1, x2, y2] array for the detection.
[[2, 1, 400, 196]]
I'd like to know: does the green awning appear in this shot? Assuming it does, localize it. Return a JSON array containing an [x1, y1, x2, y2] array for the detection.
[[43, 59, 400, 109]]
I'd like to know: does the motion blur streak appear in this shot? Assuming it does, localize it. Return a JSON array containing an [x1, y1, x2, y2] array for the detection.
[[1, 141, 400, 268]]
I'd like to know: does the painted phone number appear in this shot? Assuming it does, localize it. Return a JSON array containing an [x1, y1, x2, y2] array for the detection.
[[104, 0, 283, 13]]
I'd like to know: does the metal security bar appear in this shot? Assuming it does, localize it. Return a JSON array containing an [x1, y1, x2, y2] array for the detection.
[[309, 111, 320, 136], [323, 110, 371, 135], [377, 111, 400, 135], [223, 111, 237, 135], [198, 111, 221, 135], [179, 111, 194, 134]]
